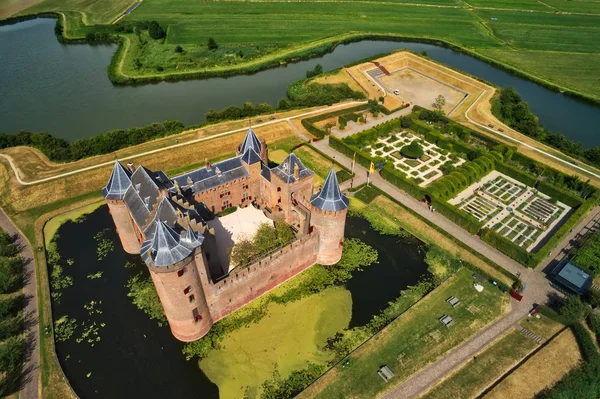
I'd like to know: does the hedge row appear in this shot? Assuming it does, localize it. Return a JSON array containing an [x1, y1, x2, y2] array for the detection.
[[301, 104, 370, 138], [428, 152, 501, 200], [480, 228, 531, 265], [536, 181, 583, 208], [494, 161, 538, 187], [410, 120, 471, 155], [343, 118, 400, 148], [430, 198, 482, 234]]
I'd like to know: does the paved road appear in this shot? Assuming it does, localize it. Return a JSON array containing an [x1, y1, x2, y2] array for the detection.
[[312, 136, 565, 398], [0, 207, 39, 399]]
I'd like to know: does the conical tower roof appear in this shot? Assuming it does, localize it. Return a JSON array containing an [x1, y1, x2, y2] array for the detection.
[[310, 168, 349, 212], [140, 221, 195, 267], [181, 225, 204, 248], [102, 162, 132, 200], [240, 127, 261, 155]]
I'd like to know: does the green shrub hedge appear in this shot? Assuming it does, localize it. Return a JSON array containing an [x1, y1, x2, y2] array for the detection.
[[480, 228, 531, 265], [495, 162, 538, 187], [536, 181, 583, 208], [300, 104, 370, 138]]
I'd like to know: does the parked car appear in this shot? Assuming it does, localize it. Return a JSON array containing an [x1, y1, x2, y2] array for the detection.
[[393, 89, 400, 95], [256, 118, 263, 123], [269, 115, 276, 120]]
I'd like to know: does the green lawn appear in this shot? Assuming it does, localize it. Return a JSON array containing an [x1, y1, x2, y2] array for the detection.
[[199, 286, 352, 399], [423, 329, 537, 399], [21, 0, 134, 24], [12, 0, 600, 100], [309, 268, 508, 399]]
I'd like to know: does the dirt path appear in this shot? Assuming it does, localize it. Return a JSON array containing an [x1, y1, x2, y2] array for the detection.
[[0, 101, 365, 186], [0, 207, 39, 399]]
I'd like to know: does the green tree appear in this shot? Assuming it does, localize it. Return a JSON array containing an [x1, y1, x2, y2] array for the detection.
[[584, 289, 600, 308], [126, 273, 167, 326], [277, 98, 290, 110], [230, 238, 259, 266], [0, 257, 24, 294], [432, 94, 446, 111], [560, 295, 591, 321], [0, 232, 18, 257], [400, 141, 424, 159], [0, 336, 24, 372], [148, 21, 166, 40], [208, 37, 218, 51], [175, 45, 183, 53], [275, 221, 295, 245], [253, 223, 278, 254], [399, 116, 412, 129]]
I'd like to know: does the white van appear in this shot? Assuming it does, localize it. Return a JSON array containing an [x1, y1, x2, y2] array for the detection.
[[393, 89, 400, 95]]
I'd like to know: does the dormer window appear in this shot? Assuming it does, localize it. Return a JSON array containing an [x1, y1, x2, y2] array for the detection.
[[187, 176, 193, 185], [215, 167, 222, 177], [135, 183, 141, 192], [144, 196, 151, 206]]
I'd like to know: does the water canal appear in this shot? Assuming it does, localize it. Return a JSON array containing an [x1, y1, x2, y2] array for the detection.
[[1, 18, 600, 147], [49, 207, 430, 398]]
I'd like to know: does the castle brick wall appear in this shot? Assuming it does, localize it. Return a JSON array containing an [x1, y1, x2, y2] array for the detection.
[[311, 208, 347, 265], [106, 199, 142, 254], [203, 232, 319, 322], [193, 176, 257, 213], [150, 252, 213, 342]]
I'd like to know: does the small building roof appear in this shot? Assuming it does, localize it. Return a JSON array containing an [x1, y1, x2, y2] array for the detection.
[[555, 262, 592, 294], [241, 148, 262, 165], [102, 162, 132, 200], [271, 152, 313, 184], [310, 168, 348, 212]]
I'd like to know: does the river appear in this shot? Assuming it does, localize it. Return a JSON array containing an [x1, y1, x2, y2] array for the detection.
[[1, 18, 598, 146]]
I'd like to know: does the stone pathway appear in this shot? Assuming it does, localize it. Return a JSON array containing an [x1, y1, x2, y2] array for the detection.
[[516, 324, 545, 344], [0, 207, 39, 399]]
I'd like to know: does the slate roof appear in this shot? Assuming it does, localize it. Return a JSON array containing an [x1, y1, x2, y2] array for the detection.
[[271, 153, 313, 184], [171, 157, 249, 194], [102, 162, 132, 200], [140, 221, 203, 267], [143, 197, 178, 240], [260, 164, 271, 182], [240, 128, 261, 155], [310, 168, 349, 212], [241, 148, 262, 165], [124, 166, 162, 228], [555, 262, 592, 294]]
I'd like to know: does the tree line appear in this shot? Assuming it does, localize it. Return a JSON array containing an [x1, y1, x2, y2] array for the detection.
[[494, 87, 600, 168], [0, 120, 184, 162], [0, 229, 26, 396]]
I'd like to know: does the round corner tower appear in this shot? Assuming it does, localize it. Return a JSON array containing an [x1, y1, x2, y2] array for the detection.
[[102, 162, 141, 254], [142, 222, 213, 342], [309, 168, 349, 265]]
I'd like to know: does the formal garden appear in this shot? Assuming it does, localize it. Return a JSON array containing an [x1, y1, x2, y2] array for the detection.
[[326, 106, 599, 268], [449, 171, 571, 251], [364, 130, 465, 186]]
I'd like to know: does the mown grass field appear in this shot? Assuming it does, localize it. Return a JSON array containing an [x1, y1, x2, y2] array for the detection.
[[200, 287, 352, 399], [12, 0, 600, 100], [303, 268, 508, 399], [423, 329, 538, 399], [21, 0, 134, 24]]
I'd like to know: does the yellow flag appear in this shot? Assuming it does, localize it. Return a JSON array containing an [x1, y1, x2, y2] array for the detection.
[[369, 162, 375, 174]]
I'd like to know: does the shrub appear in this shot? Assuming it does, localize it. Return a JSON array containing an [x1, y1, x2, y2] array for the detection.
[[207, 37, 218, 50], [305, 64, 323, 79], [400, 141, 424, 159], [147, 21, 165, 40], [0, 257, 24, 294], [175, 45, 183, 53], [559, 295, 591, 322]]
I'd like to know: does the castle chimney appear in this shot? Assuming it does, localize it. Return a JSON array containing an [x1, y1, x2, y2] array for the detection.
[[206, 158, 212, 171], [127, 162, 135, 173], [215, 167, 222, 177], [294, 163, 300, 180]]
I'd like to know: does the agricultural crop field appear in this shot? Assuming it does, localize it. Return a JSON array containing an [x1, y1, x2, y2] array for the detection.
[[12, 0, 600, 100]]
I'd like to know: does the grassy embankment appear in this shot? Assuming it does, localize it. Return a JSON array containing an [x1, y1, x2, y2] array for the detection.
[[11, 0, 600, 102], [300, 267, 508, 399], [422, 315, 565, 399], [0, 119, 304, 398], [486, 328, 583, 398]]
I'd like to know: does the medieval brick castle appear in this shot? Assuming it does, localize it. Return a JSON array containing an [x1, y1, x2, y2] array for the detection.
[[103, 128, 348, 341]]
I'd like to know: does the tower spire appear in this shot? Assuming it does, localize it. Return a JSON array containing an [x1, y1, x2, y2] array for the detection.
[[310, 168, 348, 211]]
